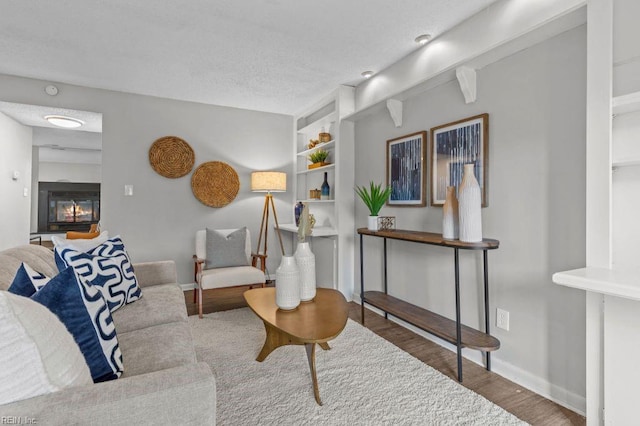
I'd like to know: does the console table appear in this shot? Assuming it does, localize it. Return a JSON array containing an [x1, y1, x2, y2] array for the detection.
[[358, 228, 501, 382]]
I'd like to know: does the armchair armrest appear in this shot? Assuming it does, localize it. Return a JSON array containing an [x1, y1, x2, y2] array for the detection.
[[0, 362, 216, 424], [193, 255, 205, 282], [133, 260, 177, 288], [251, 252, 267, 272]]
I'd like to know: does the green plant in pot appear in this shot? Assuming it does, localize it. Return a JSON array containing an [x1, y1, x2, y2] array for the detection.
[[308, 149, 329, 168], [355, 181, 392, 231]]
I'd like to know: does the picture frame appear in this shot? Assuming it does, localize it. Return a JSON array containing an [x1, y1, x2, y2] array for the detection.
[[430, 113, 489, 207], [386, 131, 427, 207]]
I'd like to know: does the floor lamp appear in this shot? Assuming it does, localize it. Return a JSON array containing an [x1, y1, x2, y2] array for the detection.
[[251, 171, 286, 259]]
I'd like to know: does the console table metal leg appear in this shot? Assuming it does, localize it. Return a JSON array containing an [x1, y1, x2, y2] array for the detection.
[[483, 250, 491, 371], [454, 248, 463, 382], [383, 238, 388, 319], [360, 233, 365, 325]]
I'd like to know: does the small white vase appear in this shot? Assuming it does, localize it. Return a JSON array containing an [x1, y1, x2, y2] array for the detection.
[[294, 242, 316, 302], [458, 164, 482, 243], [367, 215, 379, 231], [442, 186, 459, 240], [275, 256, 300, 310]]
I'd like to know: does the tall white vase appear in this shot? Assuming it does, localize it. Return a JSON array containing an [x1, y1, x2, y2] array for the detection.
[[458, 164, 482, 243], [275, 256, 300, 310], [442, 186, 459, 240], [294, 242, 316, 302]]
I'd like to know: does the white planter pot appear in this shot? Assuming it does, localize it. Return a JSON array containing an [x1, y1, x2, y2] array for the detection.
[[442, 186, 459, 240], [458, 164, 482, 243], [294, 242, 316, 302], [367, 215, 379, 231], [275, 256, 300, 310]]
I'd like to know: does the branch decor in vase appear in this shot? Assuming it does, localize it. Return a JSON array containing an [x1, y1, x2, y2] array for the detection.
[[355, 182, 392, 231], [308, 149, 329, 169], [295, 204, 316, 302]]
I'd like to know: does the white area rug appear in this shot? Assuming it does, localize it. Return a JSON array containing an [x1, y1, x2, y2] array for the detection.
[[189, 308, 527, 425]]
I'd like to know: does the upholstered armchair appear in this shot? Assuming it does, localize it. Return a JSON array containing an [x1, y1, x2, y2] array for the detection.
[[193, 228, 266, 318]]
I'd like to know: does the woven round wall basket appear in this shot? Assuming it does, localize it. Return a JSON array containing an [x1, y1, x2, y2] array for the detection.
[[191, 161, 239, 207], [149, 136, 195, 178]]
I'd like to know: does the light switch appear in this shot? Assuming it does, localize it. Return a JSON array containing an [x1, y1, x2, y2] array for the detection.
[[23, 187, 28, 197], [124, 185, 134, 196], [12, 171, 19, 181]]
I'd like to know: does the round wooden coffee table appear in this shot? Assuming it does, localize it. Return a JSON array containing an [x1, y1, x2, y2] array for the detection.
[[244, 287, 348, 405]]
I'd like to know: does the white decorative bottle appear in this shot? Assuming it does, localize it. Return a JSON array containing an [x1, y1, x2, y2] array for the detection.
[[294, 242, 316, 302], [275, 256, 300, 310], [442, 186, 459, 239], [458, 164, 482, 243]]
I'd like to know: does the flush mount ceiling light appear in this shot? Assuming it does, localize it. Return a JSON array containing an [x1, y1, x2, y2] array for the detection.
[[415, 34, 432, 45], [361, 71, 374, 79], [44, 115, 85, 129]]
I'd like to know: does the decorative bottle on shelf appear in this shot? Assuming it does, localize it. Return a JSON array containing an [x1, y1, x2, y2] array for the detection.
[[458, 163, 482, 243], [294, 201, 304, 226], [442, 186, 459, 240], [321, 172, 330, 200]]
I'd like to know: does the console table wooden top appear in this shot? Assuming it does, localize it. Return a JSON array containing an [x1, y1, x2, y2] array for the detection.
[[357, 228, 499, 250]]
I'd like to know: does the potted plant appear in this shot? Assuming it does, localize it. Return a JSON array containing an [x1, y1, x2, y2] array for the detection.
[[355, 181, 392, 231], [308, 149, 329, 169]]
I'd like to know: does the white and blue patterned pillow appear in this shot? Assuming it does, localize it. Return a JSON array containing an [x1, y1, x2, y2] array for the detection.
[[55, 236, 142, 313], [20, 266, 123, 382], [8, 263, 51, 297]]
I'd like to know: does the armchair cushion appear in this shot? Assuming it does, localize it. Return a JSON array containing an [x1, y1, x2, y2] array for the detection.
[[205, 227, 249, 269], [199, 265, 265, 290]]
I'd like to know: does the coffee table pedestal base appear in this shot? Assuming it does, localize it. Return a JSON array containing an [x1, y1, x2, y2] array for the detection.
[[256, 321, 331, 405]]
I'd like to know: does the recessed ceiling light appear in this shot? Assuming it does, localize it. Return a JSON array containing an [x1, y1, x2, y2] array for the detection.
[[415, 34, 432, 45], [44, 115, 84, 129], [361, 71, 374, 79]]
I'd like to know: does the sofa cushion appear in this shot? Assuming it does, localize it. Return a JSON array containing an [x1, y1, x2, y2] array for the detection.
[[52, 231, 109, 252], [29, 267, 123, 382], [8, 263, 51, 296], [111, 283, 187, 334], [118, 322, 196, 377], [0, 291, 92, 405], [55, 236, 142, 312], [0, 245, 58, 291]]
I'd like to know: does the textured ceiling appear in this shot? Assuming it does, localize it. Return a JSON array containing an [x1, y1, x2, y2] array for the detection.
[[0, 0, 499, 115]]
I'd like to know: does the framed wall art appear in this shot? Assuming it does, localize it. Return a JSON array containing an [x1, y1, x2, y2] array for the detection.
[[430, 113, 489, 207], [386, 131, 426, 207]]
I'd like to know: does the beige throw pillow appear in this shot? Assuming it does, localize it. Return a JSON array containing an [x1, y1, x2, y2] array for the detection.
[[0, 291, 92, 405]]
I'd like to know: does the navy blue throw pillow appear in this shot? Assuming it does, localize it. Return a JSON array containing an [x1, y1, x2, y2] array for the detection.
[[8, 263, 50, 297]]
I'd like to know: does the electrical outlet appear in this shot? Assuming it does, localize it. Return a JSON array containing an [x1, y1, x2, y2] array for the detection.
[[496, 308, 510, 331]]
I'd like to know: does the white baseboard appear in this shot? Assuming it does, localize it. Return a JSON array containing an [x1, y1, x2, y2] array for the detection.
[[180, 282, 196, 291], [351, 292, 586, 416]]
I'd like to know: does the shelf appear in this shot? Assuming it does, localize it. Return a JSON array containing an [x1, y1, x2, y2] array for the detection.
[[279, 224, 337, 237], [297, 140, 335, 157], [613, 91, 640, 116], [357, 228, 500, 250], [552, 267, 640, 302], [296, 163, 335, 175], [612, 158, 640, 168], [296, 111, 337, 135], [363, 291, 500, 352], [296, 199, 334, 204]]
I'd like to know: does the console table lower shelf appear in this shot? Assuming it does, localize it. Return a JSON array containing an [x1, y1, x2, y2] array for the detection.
[[363, 291, 500, 352]]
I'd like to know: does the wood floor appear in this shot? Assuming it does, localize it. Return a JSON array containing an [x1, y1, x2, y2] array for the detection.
[[185, 285, 585, 426]]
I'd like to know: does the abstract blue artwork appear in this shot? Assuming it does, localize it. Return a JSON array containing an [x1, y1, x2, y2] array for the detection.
[[430, 114, 489, 206], [387, 131, 426, 206]]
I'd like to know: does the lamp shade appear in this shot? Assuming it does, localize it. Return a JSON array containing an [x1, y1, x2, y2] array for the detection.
[[251, 171, 286, 192]]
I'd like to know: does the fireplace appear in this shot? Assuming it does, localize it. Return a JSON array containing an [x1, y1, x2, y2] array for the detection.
[[38, 182, 100, 233]]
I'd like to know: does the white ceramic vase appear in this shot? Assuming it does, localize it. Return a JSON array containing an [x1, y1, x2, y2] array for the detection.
[[294, 242, 316, 302], [275, 256, 300, 310], [458, 164, 482, 243], [367, 215, 379, 231], [442, 186, 459, 240]]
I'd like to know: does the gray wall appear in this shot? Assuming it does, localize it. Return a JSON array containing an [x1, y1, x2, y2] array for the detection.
[[0, 74, 293, 282], [354, 27, 587, 405], [0, 112, 32, 250]]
